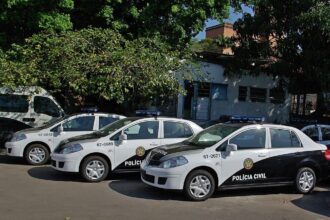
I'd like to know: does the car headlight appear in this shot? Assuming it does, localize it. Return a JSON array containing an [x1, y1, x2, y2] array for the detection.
[[11, 133, 27, 142], [158, 156, 188, 169], [59, 143, 83, 154]]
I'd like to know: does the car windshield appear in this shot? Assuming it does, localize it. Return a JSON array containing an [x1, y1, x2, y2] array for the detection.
[[184, 124, 242, 148], [95, 117, 140, 136]]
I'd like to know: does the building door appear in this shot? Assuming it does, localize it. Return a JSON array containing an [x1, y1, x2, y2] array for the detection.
[[183, 81, 211, 120]]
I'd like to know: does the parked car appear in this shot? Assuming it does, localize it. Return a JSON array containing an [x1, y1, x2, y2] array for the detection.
[[0, 86, 65, 148], [141, 123, 330, 201], [51, 114, 203, 182], [301, 124, 330, 148], [5, 113, 125, 165]]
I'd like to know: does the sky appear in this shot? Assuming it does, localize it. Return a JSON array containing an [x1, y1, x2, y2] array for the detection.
[[195, 5, 254, 40]]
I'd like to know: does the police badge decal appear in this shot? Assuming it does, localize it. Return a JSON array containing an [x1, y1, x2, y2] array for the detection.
[[243, 158, 254, 170], [136, 146, 146, 157]]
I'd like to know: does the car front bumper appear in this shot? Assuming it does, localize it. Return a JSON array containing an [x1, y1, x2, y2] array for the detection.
[[5, 142, 24, 157], [140, 163, 186, 190], [51, 153, 80, 173]]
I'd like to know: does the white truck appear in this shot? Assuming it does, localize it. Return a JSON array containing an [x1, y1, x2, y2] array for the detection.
[[0, 87, 65, 147]]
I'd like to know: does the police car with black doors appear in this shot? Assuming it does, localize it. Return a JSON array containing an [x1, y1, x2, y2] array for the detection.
[[141, 122, 330, 201]]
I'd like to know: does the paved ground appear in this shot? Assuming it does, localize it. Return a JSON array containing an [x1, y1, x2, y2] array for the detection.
[[0, 154, 329, 220]]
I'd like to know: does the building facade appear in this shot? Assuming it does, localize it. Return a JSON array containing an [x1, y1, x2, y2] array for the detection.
[[176, 61, 290, 124]]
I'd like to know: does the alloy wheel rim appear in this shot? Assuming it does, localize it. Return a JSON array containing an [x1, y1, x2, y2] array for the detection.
[[28, 147, 46, 164], [86, 160, 105, 180], [189, 175, 211, 198], [299, 171, 314, 191]]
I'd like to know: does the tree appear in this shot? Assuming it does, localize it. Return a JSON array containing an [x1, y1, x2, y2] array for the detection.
[[0, 29, 192, 112], [0, 0, 74, 48], [1, 0, 232, 49], [229, 0, 330, 93]]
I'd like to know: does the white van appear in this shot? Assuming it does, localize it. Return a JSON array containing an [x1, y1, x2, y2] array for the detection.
[[0, 87, 64, 146]]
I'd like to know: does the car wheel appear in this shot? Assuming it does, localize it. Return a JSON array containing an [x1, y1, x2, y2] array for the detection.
[[184, 170, 215, 201], [24, 144, 50, 165], [81, 156, 109, 182], [296, 167, 316, 194]]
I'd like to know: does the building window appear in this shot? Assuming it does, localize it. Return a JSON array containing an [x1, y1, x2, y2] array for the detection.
[[198, 82, 211, 97], [250, 88, 267, 102], [269, 89, 285, 104], [238, 86, 248, 101], [211, 84, 227, 100], [290, 94, 317, 115]]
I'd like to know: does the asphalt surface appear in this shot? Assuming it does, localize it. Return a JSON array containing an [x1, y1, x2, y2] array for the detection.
[[0, 153, 329, 220]]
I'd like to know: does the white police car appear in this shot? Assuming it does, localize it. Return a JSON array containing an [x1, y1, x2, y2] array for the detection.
[[141, 123, 330, 201], [5, 113, 125, 165], [50, 115, 202, 182]]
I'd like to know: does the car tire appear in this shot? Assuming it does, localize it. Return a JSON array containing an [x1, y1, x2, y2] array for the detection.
[[184, 170, 215, 201], [295, 167, 316, 194], [24, 144, 50, 165], [81, 156, 109, 182]]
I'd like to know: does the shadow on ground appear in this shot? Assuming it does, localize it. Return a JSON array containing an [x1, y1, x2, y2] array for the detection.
[[109, 179, 185, 201], [28, 166, 83, 182], [27, 167, 143, 183], [0, 154, 25, 165], [109, 175, 330, 203], [291, 191, 330, 218]]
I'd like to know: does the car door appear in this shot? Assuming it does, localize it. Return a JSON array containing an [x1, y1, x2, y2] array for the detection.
[[161, 120, 194, 145], [32, 96, 63, 127], [320, 125, 330, 148], [267, 128, 304, 182], [52, 115, 96, 150], [113, 120, 161, 170], [220, 127, 271, 187]]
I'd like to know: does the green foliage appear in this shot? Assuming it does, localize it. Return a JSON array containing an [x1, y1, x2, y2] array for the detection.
[[0, 29, 192, 109], [1, 0, 232, 49], [229, 0, 330, 92], [0, 0, 74, 48]]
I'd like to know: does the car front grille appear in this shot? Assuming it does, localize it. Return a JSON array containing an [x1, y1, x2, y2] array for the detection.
[[141, 171, 155, 183], [158, 177, 167, 185], [51, 160, 56, 167]]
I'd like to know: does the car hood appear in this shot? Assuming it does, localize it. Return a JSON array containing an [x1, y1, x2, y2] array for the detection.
[[54, 132, 104, 153], [149, 142, 204, 162], [16, 127, 42, 134]]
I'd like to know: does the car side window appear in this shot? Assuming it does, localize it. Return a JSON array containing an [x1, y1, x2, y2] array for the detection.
[[99, 116, 119, 129], [303, 126, 319, 141], [0, 94, 29, 113], [270, 129, 301, 148], [124, 121, 159, 140], [62, 116, 95, 131], [34, 96, 60, 117], [229, 128, 266, 150], [321, 127, 330, 141], [164, 121, 193, 138]]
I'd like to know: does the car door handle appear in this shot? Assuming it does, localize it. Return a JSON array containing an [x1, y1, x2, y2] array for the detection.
[[150, 143, 158, 146], [258, 153, 267, 157]]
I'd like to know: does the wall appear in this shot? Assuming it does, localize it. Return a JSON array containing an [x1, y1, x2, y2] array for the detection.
[[177, 62, 291, 124]]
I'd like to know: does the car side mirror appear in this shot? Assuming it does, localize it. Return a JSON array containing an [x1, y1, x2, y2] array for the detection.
[[226, 143, 238, 152], [57, 125, 64, 133], [119, 133, 127, 142]]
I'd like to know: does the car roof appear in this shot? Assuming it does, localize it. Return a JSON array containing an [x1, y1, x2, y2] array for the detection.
[[68, 112, 125, 117]]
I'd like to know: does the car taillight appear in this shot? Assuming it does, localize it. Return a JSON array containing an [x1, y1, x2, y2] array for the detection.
[[325, 149, 330, 161]]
